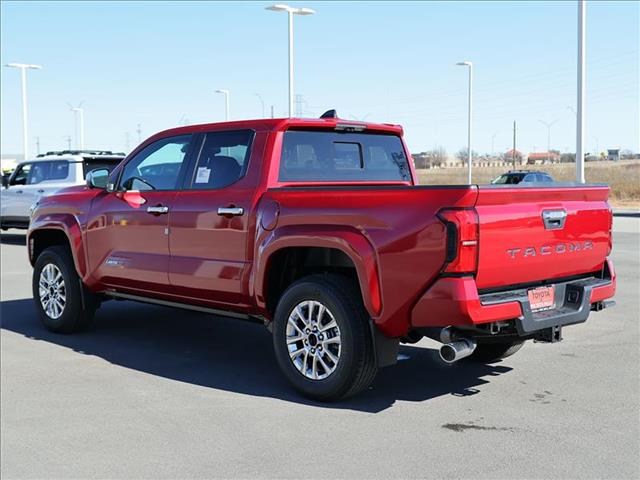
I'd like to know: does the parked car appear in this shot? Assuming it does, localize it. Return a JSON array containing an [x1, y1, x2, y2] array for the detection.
[[27, 114, 616, 401], [1, 150, 125, 230], [491, 170, 554, 184]]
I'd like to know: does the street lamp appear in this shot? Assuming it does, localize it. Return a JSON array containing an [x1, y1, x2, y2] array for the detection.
[[576, 0, 586, 183], [69, 102, 85, 150], [456, 61, 473, 184], [215, 89, 230, 121], [539, 119, 558, 163], [255, 93, 265, 118], [266, 4, 315, 117], [5, 62, 42, 160]]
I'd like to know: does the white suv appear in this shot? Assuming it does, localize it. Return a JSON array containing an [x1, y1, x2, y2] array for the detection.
[[1, 150, 124, 230]]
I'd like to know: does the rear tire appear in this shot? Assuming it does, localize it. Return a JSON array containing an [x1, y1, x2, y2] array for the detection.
[[32, 246, 98, 333], [468, 340, 525, 363], [273, 274, 377, 401]]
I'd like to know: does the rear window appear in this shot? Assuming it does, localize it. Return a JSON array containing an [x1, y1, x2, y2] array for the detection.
[[279, 130, 411, 182]]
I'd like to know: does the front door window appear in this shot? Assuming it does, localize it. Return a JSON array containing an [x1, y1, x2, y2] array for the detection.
[[120, 135, 192, 191]]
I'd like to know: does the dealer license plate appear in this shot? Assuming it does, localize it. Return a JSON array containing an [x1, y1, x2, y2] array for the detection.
[[528, 286, 555, 312]]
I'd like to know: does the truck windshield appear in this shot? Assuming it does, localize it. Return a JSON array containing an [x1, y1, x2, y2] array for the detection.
[[279, 130, 411, 182]]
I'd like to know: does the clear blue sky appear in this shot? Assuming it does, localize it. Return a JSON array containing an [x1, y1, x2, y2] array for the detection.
[[1, 0, 638, 158]]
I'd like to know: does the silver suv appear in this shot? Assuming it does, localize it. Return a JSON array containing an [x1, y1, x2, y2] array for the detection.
[[1, 150, 124, 230]]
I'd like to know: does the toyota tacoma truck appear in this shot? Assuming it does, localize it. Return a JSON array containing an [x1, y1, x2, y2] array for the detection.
[[27, 113, 616, 401]]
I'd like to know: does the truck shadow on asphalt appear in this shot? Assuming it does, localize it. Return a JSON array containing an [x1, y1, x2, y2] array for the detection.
[[0, 297, 512, 413]]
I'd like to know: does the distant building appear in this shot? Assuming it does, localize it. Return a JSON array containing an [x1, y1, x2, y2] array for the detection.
[[527, 151, 561, 164], [607, 148, 620, 161], [503, 149, 525, 165]]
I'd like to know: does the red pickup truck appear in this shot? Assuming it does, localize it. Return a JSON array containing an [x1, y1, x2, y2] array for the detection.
[[27, 114, 616, 401]]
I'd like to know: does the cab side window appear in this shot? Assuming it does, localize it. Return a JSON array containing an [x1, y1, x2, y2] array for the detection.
[[120, 135, 191, 191], [188, 130, 253, 190], [10, 163, 31, 185]]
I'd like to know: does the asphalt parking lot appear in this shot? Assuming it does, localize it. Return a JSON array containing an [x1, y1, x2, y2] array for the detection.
[[1, 218, 638, 479]]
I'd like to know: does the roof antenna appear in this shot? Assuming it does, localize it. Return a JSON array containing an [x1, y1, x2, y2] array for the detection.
[[320, 109, 337, 119]]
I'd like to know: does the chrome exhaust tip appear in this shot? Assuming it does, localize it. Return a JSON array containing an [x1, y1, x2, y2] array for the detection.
[[439, 338, 477, 364]]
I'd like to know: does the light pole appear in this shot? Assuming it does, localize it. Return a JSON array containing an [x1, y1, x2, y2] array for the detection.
[[456, 61, 473, 184], [576, 0, 586, 183], [69, 103, 85, 150], [5, 63, 42, 160], [539, 119, 558, 163], [215, 89, 230, 121], [255, 93, 265, 118], [266, 4, 315, 117]]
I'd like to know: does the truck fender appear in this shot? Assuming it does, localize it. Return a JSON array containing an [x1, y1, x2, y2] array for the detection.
[[253, 225, 382, 318], [28, 214, 87, 279]]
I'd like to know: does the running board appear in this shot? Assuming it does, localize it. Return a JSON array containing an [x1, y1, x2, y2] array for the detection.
[[104, 291, 263, 324]]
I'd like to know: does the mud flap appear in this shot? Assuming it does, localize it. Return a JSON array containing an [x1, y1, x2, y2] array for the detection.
[[370, 321, 399, 368]]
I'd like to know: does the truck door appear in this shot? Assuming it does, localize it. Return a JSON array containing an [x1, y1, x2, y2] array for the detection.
[[168, 129, 263, 310], [86, 134, 194, 292]]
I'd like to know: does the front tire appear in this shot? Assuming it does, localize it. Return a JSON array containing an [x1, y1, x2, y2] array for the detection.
[[273, 274, 377, 401], [32, 246, 98, 333]]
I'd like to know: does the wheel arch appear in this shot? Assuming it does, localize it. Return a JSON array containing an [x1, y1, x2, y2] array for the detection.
[[28, 217, 86, 278], [254, 225, 382, 319]]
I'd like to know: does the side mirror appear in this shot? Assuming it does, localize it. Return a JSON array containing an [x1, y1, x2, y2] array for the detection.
[[1, 175, 8, 189], [86, 168, 110, 189]]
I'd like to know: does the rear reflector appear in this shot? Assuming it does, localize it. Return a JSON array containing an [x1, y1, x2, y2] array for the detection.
[[437, 208, 479, 274]]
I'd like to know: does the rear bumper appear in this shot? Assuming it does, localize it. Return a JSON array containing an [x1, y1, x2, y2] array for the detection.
[[411, 258, 616, 331]]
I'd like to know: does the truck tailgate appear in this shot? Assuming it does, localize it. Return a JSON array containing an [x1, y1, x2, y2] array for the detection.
[[474, 185, 611, 290]]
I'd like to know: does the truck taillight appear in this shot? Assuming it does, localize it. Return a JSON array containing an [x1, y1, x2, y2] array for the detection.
[[437, 208, 479, 274]]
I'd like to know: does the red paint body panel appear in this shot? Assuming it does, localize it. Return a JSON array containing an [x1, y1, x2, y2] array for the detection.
[[256, 186, 477, 337], [166, 131, 267, 311], [411, 277, 523, 328], [474, 186, 611, 289], [28, 117, 617, 339], [85, 190, 176, 293]]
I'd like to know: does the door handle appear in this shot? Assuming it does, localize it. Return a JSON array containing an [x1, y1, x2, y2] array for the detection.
[[146, 205, 169, 214], [16, 190, 23, 194], [37, 189, 45, 193], [217, 206, 244, 216]]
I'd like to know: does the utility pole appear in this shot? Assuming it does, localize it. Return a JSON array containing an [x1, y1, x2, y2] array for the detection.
[[64, 135, 72, 150], [136, 124, 142, 143], [35, 136, 40, 155], [270, 105, 275, 118], [512, 120, 517, 169]]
